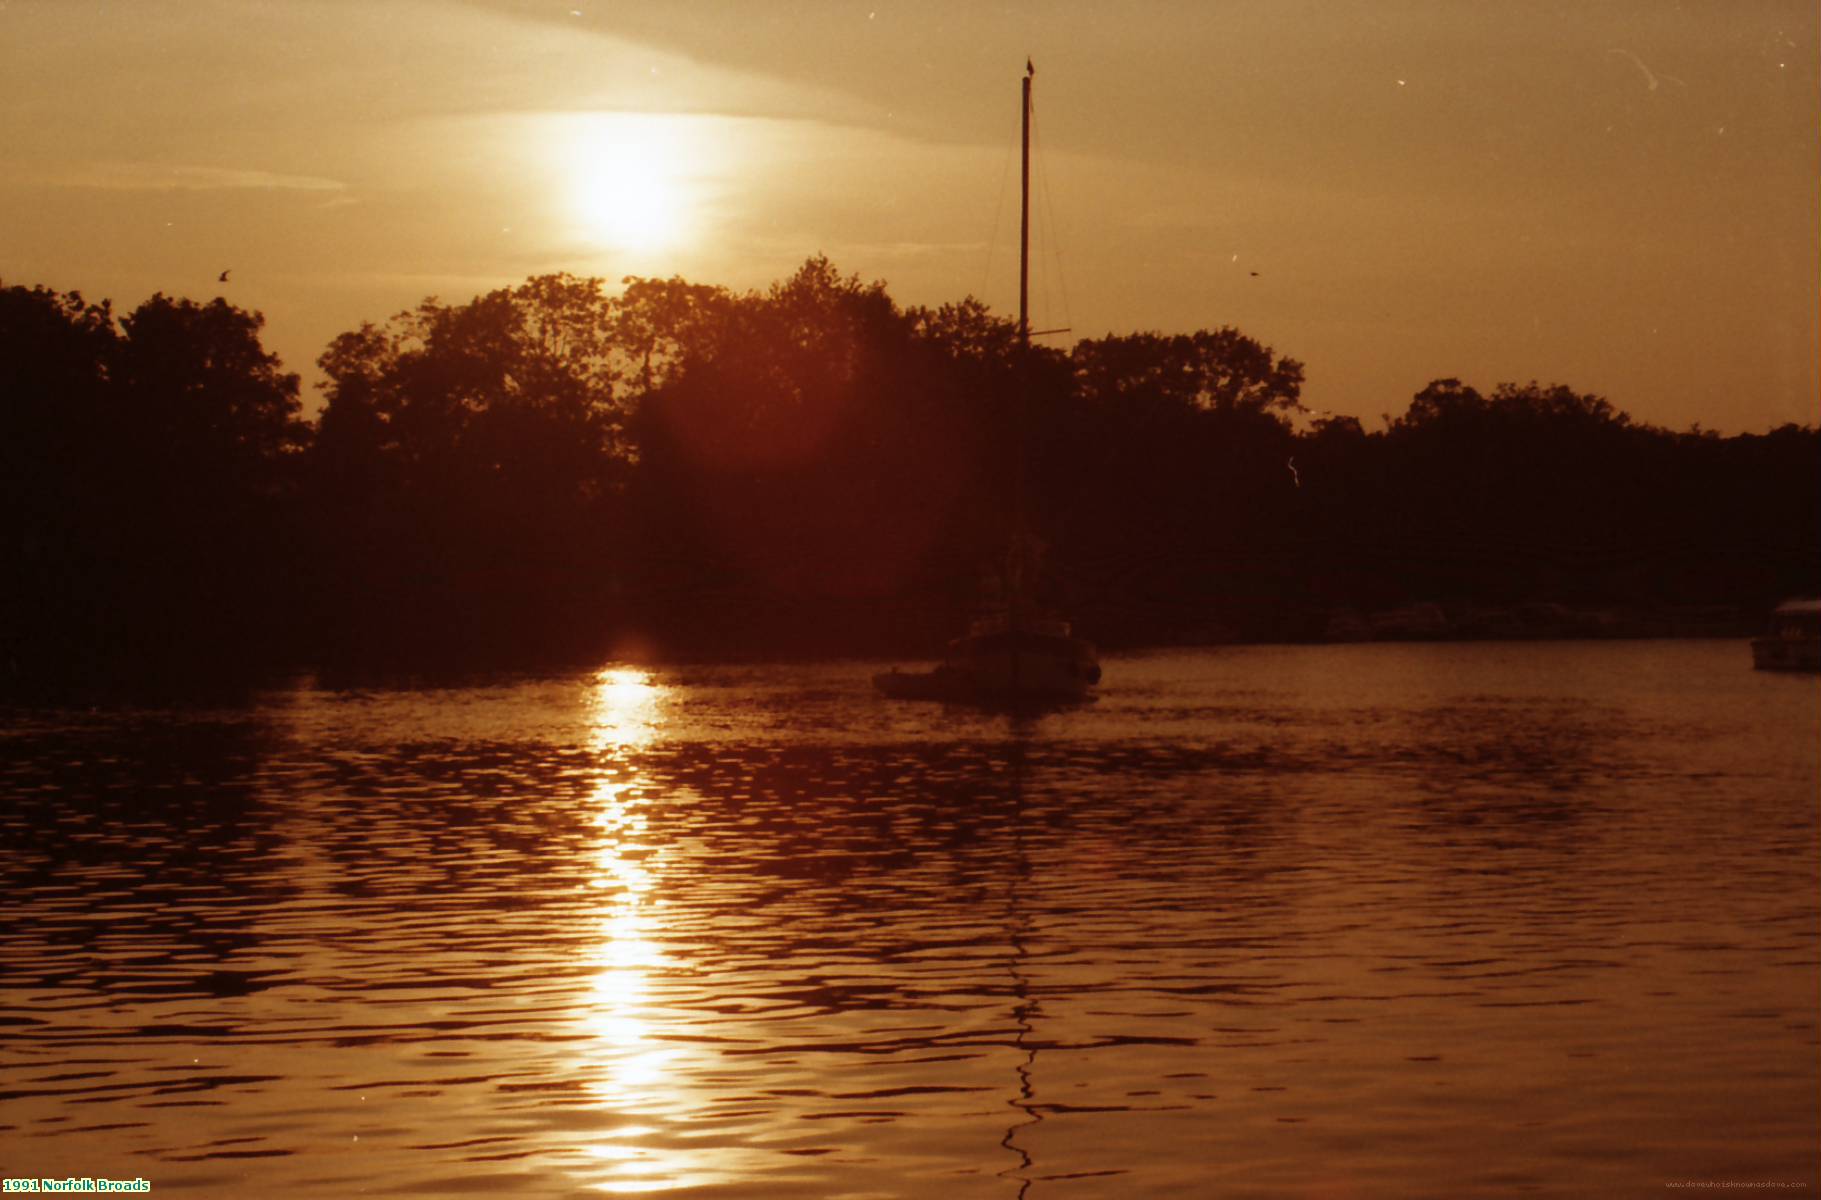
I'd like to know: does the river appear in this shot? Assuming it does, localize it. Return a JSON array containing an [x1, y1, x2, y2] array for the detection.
[[3, 641, 1817, 1197]]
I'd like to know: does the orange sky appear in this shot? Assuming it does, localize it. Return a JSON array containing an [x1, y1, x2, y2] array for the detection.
[[2, 0, 1815, 431]]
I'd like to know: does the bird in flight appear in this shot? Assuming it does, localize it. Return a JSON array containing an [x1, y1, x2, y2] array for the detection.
[[218, 269, 231, 283]]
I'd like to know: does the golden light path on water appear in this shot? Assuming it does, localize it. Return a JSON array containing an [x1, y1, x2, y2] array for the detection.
[[572, 666, 754, 1195], [577, 667, 673, 1192], [0, 647, 1816, 1195]]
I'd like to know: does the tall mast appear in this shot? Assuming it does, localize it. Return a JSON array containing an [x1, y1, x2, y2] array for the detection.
[[1019, 59, 1032, 349], [1009, 58, 1035, 607]]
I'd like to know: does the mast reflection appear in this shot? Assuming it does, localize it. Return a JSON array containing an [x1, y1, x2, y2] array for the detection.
[[999, 723, 1042, 1200]]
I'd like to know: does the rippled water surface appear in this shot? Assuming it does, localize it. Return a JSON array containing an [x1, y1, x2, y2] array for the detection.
[[4, 642, 1818, 1197]]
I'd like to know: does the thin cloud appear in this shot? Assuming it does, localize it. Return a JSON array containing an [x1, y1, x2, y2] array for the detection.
[[38, 162, 349, 193]]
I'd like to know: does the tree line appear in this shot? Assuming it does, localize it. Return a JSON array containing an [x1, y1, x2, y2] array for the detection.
[[4, 259, 1816, 686]]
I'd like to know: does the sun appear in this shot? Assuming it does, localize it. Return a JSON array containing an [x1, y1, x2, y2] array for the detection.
[[564, 115, 698, 256], [575, 155, 680, 253]]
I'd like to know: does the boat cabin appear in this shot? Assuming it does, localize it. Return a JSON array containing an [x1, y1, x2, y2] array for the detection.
[[1751, 598, 1821, 672]]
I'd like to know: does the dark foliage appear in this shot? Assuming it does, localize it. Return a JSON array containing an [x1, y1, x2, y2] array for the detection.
[[309, 274, 629, 664], [4, 264, 1816, 686], [2, 282, 306, 687]]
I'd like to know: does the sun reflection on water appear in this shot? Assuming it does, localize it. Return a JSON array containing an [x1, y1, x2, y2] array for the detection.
[[573, 667, 742, 1194], [590, 667, 662, 753]]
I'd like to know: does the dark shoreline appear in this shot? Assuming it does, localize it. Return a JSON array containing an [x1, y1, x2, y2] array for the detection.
[[1, 608, 1767, 707]]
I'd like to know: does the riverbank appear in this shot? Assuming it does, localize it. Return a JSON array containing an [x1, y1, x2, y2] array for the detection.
[[1314, 601, 1753, 643]]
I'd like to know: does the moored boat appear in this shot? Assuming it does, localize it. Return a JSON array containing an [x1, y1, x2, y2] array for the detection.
[[874, 61, 1101, 707], [1750, 598, 1821, 672], [874, 606, 1101, 705]]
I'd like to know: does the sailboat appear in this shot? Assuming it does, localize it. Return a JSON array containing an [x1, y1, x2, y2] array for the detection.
[[875, 61, 1102, 706]]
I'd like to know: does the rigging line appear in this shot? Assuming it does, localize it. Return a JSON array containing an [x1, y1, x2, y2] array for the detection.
[[1028, 97, 1073, 343], [979, 122, 1018, 305]]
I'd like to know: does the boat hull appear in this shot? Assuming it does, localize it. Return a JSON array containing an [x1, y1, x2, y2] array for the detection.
[[874, 629, 1101, 706], [872, 667, 1095, 706], [1751, 636, 1821, 672], [1751, 599, 1821, 671], [949, 629, 1099, 694]]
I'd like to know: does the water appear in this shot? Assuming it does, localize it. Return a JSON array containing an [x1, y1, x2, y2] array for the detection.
[[3, 641, 1817, 1197]]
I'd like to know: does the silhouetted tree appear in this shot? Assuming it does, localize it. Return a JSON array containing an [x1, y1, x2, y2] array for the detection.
[[1047, 327, 1306, 638], [2, 284, 120, 678], [610, 275, 737, 396], [310, 274, 629, 662], [1375, 378, 1643, 602], [112, 295, 307, 662], [116, 294, 308, 469], [910, 296, 1024, 372], [11, 262, 1817, 686], [1072, 329, 1304, 415], [1, 284, 307, 684], [629, 257, 990, 652]]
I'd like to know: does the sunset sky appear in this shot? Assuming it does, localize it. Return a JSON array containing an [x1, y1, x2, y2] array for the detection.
[[2, 0, 1815, 431]]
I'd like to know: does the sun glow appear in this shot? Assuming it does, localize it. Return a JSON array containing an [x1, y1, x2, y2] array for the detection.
[[561, 114, 711, 256]]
